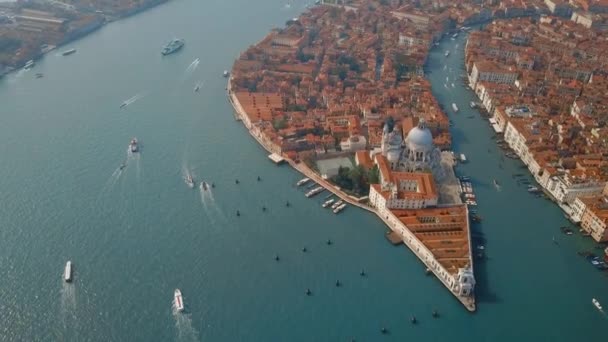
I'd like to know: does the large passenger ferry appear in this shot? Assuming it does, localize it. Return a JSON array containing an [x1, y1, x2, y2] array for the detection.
[[162, 39, 185, 55]]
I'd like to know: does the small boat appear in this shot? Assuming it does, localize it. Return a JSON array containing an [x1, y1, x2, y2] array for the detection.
[[62, 48, 77, 56], [527, 186, 540, 193], [223, 70, 229, 78], [200, 181, 209, 191], [296, 178, 310, 186], [194, 83, 201, 92], [444, 51, 450, 57], [460, 153, 467, 162], [129, 138, 138, 153], [331, 200, 343, 209], [452, 103, 459, 112], [174, 289, 184, 312], [35, 73, 44, 79], [185, 175, 195, 188], [333, 203, 347, 214], [493, 179, 499, 187], [305, 186, 324, 198], [120, 102, 128, 109], [451, 83, 455, 88], [592, 298, 602, 311], [322, 199, 335, 208], [63, 261, 73, 283], [470, 101, 477, 108], [119, 163, 126, 170], [24, 60, 35, 69]]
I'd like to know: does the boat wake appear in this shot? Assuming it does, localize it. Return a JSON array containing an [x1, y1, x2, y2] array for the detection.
[[185, 58, 200, 74], [173, 310, 199, 342], [120, 92, 146, 109], [60, 282, 77, 332]]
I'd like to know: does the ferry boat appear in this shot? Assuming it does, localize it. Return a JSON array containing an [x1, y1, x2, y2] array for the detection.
[[296, 178, 310, 186], [64, 261, 73, 283], [24, 60, 35, 69], [129, 138, 138, 153], [452, 103, 459, 112], [592, 298, 602, 311], [322, 199, 335, 208], [333, 203, 347, 214], [185, 175, 195, 188], [161, 39, 185, 56], [444, 51, 450, 57], [305, 186, 324, 198], [174, 289, 184, 312], [62, 48, 77, 56], [331, 200, 344, 209], [223, 70, 230, 77]]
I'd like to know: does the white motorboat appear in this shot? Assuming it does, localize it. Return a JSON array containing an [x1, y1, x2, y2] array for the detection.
[[174, 289, 184, 312], [129, 138, 138, 153], [64, 261, 72, 283], [592, 298, 602, 311], [185, 175, 195, 188], [333, 203, 347, 214], [452, 103, 459, 112], [331, 200, 343, 209], [444, 51, 450, 57], [296, 178, 310, 186], [322, 199, 335, 208]]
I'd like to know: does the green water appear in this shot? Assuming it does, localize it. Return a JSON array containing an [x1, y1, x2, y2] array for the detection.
[[0, 1, 606, 341]]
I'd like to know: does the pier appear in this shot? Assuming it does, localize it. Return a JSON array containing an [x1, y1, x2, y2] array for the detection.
[[268, 153, 285, 164]]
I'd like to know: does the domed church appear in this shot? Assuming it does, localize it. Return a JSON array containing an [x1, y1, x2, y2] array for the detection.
[[380, 118, 444, 179]]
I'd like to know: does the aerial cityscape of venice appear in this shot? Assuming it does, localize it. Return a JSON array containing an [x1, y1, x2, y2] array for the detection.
[[1, 0, 607, 340]]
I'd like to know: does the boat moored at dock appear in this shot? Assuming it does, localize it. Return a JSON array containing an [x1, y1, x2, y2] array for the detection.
[[592, 298, 602, 311], [296, 178, 310, 186], [62, 48, 77, 56], [322, 199, 335, 208], [305, 186, 324, 198], [64, 261, 73, 283], [333, 203, 347, 214], [174, 289, 184, 312], [331, 200, 343, 209]]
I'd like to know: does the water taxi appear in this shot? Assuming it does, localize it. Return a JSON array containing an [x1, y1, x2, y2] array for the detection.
[[174, 289, 184, 312], [331, 200, 344, 209], [322, 199, 335, 208], [333, 203, 347, 214], [296, 178, 310, 186], [592, 298, 602, 311], [185, 175, 195, 188], [64, 261, 73, 283], [305, 186, 324, 198], [129, 138, 138, 153]]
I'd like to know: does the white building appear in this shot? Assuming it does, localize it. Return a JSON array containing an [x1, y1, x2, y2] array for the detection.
[[470, 61, 518, 87], [340, 135, 367, 152]]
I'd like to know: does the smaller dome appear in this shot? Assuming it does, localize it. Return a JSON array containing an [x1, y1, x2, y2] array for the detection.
[[387, 150, 400, 163]]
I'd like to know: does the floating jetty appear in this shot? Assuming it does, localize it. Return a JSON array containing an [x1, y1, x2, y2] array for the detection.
[[268, 153, 285, 164]]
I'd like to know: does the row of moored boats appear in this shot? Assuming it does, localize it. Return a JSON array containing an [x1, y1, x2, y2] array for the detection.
[[297, 178, 347, 214]]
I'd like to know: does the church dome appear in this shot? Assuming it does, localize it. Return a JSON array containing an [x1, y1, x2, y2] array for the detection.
[[406, 121, 433, 149]]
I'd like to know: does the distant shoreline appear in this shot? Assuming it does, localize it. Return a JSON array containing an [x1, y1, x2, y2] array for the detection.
[[0, 0, 171, 79]]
